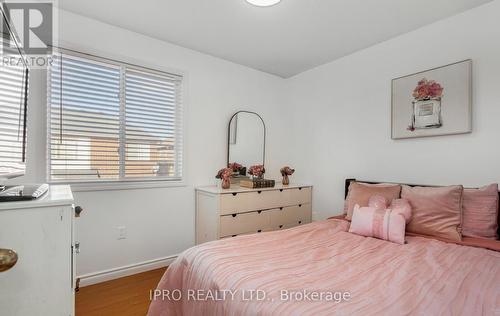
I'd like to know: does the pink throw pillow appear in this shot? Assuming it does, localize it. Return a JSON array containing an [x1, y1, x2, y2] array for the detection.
[[390, 199, 412, 224], [462, 184, 499, 239], [349, 205, 406, 244], [402, 185, 463, 241], [344, 182, 401, 220], [368, 195, 412, 223], [368, 195, 388, 210]]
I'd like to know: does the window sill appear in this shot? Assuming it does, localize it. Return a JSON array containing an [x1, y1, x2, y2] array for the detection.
[[51, 180, 187, 192]]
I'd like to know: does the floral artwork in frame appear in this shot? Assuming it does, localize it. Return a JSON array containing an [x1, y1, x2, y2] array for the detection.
[[391, 60, 472, 139]]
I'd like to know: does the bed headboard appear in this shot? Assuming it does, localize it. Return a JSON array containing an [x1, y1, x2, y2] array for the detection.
[[344, 178, 500, 238], [344, 178, 446, 198]]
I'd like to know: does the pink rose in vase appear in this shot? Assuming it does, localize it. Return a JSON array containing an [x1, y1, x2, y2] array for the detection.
[[216, 168, 233, 189], [228, 162, 243, 172], [248, 165, 265, 179]]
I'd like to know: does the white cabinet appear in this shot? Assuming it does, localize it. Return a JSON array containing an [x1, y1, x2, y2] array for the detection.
[[196, 184, 312, 244], [0, 185, 76, 316]]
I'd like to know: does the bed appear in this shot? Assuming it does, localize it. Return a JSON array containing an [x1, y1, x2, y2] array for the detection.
[[148, 180, 500, 316]]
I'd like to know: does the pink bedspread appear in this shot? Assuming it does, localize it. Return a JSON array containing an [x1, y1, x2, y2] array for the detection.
[[148, 220, 500, 316]]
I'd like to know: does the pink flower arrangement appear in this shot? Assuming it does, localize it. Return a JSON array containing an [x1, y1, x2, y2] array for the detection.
[[248, 165, 265, 178], [228, 162, 243, 172], [412, 78, 444, 100], [280, 166, 295, 176], [280, 166, 295, 185], [215, 168, 232, 180]]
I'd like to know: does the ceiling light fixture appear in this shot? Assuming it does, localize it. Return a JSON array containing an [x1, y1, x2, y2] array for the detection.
[[246, 0, 281, 7]]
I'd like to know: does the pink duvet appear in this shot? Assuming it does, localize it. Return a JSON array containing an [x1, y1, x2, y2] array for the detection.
[[148, 220, 500, 316]]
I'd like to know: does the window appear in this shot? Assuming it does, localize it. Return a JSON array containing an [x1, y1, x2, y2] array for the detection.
[[0, 30, 28, 177], [47, 50, 183, 182]]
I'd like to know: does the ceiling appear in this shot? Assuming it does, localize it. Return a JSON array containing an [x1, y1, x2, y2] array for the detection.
[[59, 0, 492, 78]]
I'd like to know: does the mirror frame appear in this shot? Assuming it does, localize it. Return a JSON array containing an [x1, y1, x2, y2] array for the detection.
[[226, 110, 266, 168]]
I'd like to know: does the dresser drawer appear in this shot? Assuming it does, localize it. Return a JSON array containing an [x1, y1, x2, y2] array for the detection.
[[278, 222, 301, 230], [268, 204, 312, 229], [220, 228, 272, 239], [270, 221, 307, 231], [219, 187, 312, 215], [220, 191, 281, 215], [220, 232, 249, 239], [283, 187, 312, 205], [260, 187, 311, 209], [268, 207, 294, 227], [219, 190, 284, 215], [220, 193, 253, 215], [288, 204, 312, 224], [219, 211, 270, 237]]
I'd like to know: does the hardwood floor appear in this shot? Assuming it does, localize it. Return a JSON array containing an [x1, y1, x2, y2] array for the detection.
[[76, 268, 167, 316]]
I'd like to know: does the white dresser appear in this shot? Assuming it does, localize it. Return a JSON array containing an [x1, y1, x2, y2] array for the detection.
[[0, 185, 78, 316], [195, 184, 312, 244]]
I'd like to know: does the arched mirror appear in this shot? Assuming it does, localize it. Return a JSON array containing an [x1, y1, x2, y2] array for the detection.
[[227, 111, 265, 172]]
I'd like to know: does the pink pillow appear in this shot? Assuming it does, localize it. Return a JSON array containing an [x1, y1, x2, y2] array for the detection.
[[390, 199, 412, 224], [462, 184, 499, 239], [349, 205, 406, 244], [368, 195, 388, 210], [402, 185, 463, 241], [344, 182, 401, 220], [368, 195, 412, 223]]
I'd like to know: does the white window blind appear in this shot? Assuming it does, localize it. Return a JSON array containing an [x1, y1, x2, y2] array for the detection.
[[0, 36, 28, 176], [125, 68, 183, 179], [48, 51, 183, 182]]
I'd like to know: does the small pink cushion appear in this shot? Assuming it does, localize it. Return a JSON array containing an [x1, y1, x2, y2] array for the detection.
[[402, 185, 463, 241], [390, 199, 412, 224], [349, 205, 407, 244], [345, 182, 401, 220], [462, 184, 499, 239], [368, 196, 412, 223]]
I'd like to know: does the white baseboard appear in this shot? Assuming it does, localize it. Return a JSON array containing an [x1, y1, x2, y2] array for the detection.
[[78, 254, 178, 287]]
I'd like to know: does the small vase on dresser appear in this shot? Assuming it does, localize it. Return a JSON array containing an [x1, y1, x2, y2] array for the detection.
[[221, 178, 231, 189], [195, 183, 312, 244]]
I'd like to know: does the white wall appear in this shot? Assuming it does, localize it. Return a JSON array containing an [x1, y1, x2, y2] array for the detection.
[[11, 10, 292, 281], [287, 0, 500, 220]]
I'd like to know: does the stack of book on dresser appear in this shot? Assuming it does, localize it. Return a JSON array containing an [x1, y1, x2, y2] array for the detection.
[[239, 178, 275, 189]]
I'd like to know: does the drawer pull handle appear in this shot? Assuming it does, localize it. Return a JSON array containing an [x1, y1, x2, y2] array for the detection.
[[280, 207, 283, 210], [232, 214, 237, 218], [232, 235, 237, 237], [279, 225, 283, 228], [298, 221, 302, 224], [257, 230, 262, 233], [299, 187, 303, 190], [232, 193, 237, 196], [279, 189, 283, 192], [299, 204, 302, 207], [258, 211, 262, 214], [257, 191, 262, 194]]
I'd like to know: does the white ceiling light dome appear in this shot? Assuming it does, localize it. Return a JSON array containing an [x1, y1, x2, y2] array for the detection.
[[246, 0, 281, 7]]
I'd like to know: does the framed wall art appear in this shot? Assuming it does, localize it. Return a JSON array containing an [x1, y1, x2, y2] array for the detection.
[[391, 59, 472, 139]]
